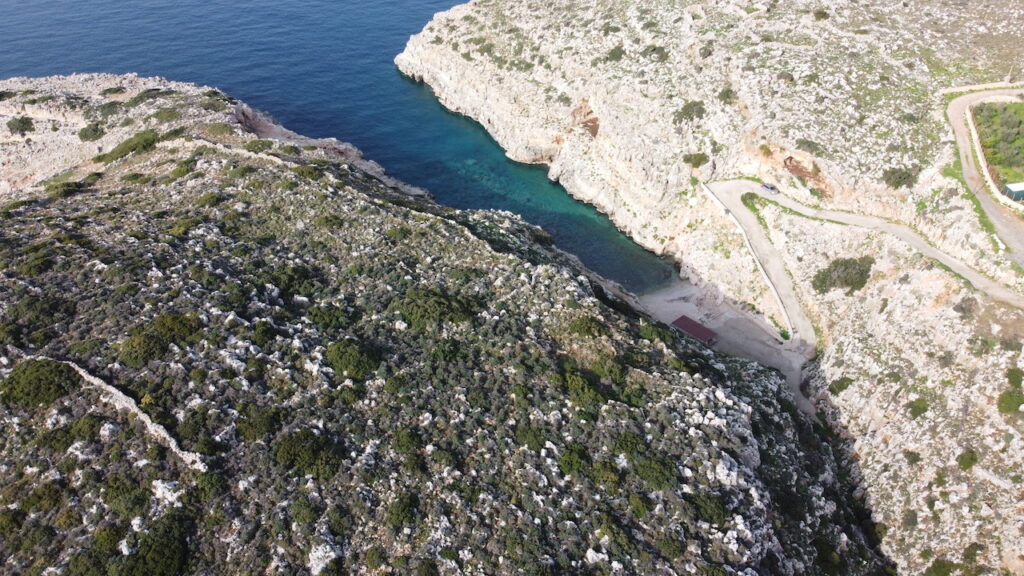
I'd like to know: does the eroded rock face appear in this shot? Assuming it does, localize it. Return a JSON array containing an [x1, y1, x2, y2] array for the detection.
[[0, 75, 885, 574], [396, 1, 1024, 572]]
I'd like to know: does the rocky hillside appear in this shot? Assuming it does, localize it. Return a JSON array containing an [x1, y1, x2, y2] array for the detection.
[[396, 1, 1024, 573], [0, 75, 887, 575]]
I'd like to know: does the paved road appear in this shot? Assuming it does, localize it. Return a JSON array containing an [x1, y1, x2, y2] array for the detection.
[[946, 89, 1024, 265], [711, 180, 1024, 310]]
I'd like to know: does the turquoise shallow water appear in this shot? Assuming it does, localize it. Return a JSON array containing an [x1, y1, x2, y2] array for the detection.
[[0, 0, 677, 293]]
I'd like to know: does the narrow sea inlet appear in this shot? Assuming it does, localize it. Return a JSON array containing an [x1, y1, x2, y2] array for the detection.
[[0, 0, 676, 294]]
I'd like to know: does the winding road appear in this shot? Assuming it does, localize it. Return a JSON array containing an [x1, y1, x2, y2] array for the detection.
[[682, 85, 1024, 405], [710, 180, 1024, 310]]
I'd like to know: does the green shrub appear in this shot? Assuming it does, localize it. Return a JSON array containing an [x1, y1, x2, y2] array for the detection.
[[641, 45, 669, 62], [78, 123, 105, 142], [882, 167, 919, 189], [638, 321, 674, 343], [158, 126, 187, 142], [998, 389, 1024, 414], [273, 429, 343, 478], [673, 101, 706, 124], [195, 470, 228, 502], [567, 316, 609, 338], [683, 152, 709, 168], [325, 340, 380, 381], [260, 264, 320, 300], [290, 497, 318, 524], [956, 448, 978, 471], [101, 86, 126, 96], [164, 158, 196, 184], [244, 139, 274, 153], [45, 176, 95, 199], [656, 538, 684, 559], [690, 491, 727, 526], [308, 304, 352, 331], [605, 44, 625, 62], [812, 256, 874, 294], [236, 405, 283, 442], [122, 511, 192, 576], [514, 424, 545, 451], [365, 547, 387, 569], [386, 493, 419, 527], [717, 87, 736, 104], [628, 493, 651, 518], [102, 472, 150, 518], [196, 191, 224, 207], [923, 558, 958, 576], [95, 129, 159, 164], [829, 377, 854, 395], [1009, 368, 1023, 388], [558, 443, 591, 476], [119, 313, 202, 368], [393, 427, 423, 455], [71, 414, 103, 441], [7, 116, 34, 135], [906, 398, 929, 419], [388, 287, 475, 331], [2, 359, 81, 408], [635, 455, 677, 489], [121, 172, 152, 185], [796, 138, 824, 155], [813, 9, 830, 20], [126, 88, 174, 107], [962, 543, 984, 564], [291, 165, 324, 180]]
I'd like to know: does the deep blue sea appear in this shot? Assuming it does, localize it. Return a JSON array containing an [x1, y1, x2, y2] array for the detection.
[[0, 0, 676, 293]]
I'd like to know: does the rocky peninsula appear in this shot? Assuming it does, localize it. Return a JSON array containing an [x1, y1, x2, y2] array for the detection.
[[0, 74, 890, 574]]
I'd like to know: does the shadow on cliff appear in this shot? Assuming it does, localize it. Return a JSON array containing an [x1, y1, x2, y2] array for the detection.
[[592, 281, 897, 574]]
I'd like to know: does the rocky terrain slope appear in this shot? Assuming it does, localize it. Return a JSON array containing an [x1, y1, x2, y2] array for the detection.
[[396, 0, 1024, 573], [0, 75, 889, 575]]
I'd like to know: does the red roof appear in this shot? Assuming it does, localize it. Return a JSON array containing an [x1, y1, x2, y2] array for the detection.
[[671, 315, 717, 344]]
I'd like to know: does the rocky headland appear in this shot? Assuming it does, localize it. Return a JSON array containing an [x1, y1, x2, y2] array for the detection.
[[0, 74, 890, 574]]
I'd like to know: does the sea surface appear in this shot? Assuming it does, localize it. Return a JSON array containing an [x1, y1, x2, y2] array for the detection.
[[0, 0, 676, 293]]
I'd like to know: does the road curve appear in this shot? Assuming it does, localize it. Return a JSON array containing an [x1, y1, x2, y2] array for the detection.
[[946, 88, 1024, 265], [711, 180, 1024, 310], [705, 182, 819, 352]]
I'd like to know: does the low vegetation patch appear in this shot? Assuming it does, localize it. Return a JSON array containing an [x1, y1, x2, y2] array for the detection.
[[6, 116, 34, 135], [273, 429, 344, 478], [673, 101, 706, 124], [324, 340, 380, 381], [388, 287, 476, 331], [1, 359, 81, 408], [812, 256, 874, 294], [118, 313, 202, 368], [78, 123, 105, 142], [882, 167, 919, 189], [95, 130, 159, 164]]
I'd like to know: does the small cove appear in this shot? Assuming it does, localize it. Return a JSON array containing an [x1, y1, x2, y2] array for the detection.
[[0, 0, 677, 293]]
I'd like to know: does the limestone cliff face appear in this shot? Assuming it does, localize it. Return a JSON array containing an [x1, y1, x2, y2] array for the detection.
[[397, 1, 1024, 572], [396, 16, 784, 327]]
